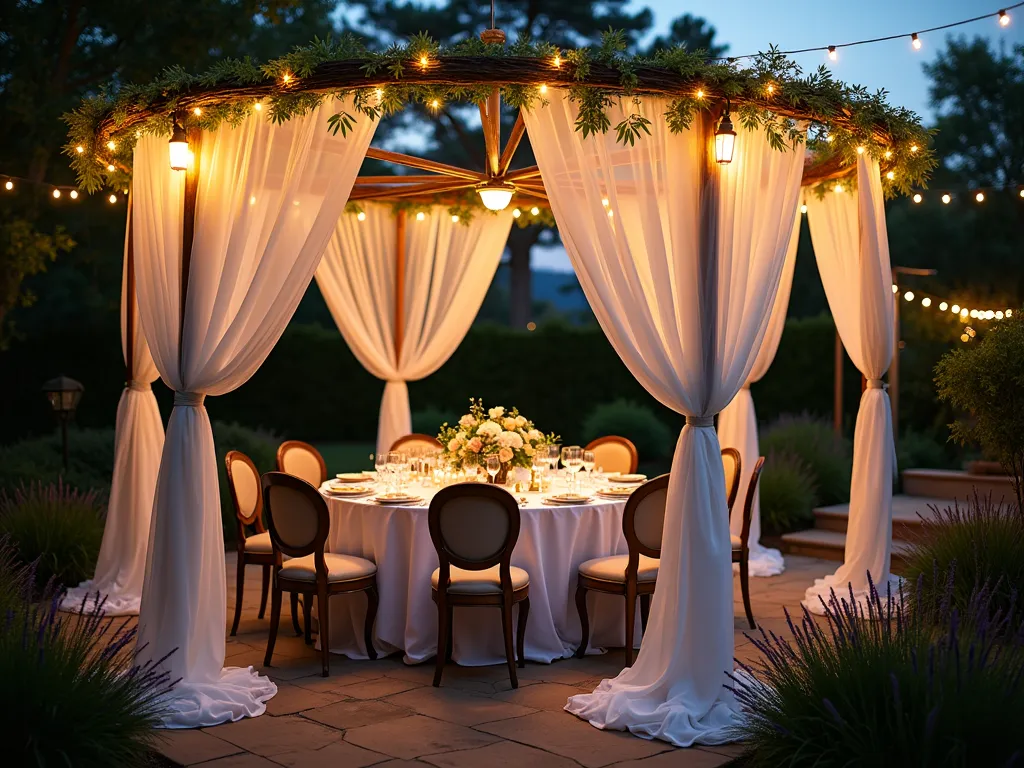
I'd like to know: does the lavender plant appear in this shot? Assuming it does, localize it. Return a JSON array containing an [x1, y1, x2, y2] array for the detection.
[[0, 536, 174, 766], [730, 574, 1024, 767]]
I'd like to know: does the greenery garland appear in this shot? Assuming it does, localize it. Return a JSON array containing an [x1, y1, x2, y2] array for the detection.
[[64, 31, 935, 198]]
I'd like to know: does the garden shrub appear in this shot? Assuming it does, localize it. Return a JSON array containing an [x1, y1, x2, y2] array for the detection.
[[0, 549, 174, 765], [903, 492, 1024, 628], [732, 575, 1024, 767], [758, 450, 818, 536], [212, 420, 281, 544], [897, 429, 958, 472], [580, 400, 675, 463], [0, 480, 104, 591], [412, 405, 460, 438], [761, 414, 851, 505], [935, 313, 1024, 510], [0, 427, 114, 496]]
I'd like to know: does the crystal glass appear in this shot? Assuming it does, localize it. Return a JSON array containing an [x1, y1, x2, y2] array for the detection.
[[374, 452, 386, 485], [582, 450, 596, 487], [386, 451, 404, 494], [485, 455, 500, 483], [532, 452, 548, 491], [566, 447, 584, 493]]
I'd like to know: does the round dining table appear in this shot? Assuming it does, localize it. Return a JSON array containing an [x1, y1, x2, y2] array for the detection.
[[318, 479, 642, 666]]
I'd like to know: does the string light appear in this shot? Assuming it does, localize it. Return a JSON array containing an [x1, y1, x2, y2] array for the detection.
[[419, 55, 429, 68], [857, 146, 865, 154], [999, 9, 1011, 26], [108, 194, 117, 204], [952, 304, 961, 314], [512, 208, 521, 218], [75, 145, 84, 154], [939, 301, 948, 311], [886, 171, 896, 180], [827, 45, 838, 61], [106, 141, 116, 151], [607, 209, 614, 218], [281, 72, 292, 83], [696, 89, 705, 99], [4, 180, 12, 191], [921, 297, 932, 307], [766, 83, 775, 95], [451, 214, 459, 222], [69, 190, 78, 199], [884, 150, 893, 159], [975, 191, 985, 202], [106, 164, 115, 172], [416, 211, 426, 221], [913, 193, 922, 203], [430, 98, 440, 110], [892, 284, 899, 294], [253, 102, 262, 111], [892, 287, 1015, 326], [834, 183, 844, 193], [531, 206, 540, 215], [910, 144, 919, 153], [904, 291, 915, 302], [193, 107, 202, 116], [539, 84, 548, 94], [356, 211, 366, 221], [553, 55, 561, 67], [52, 189, 61, 199], [911, 33, 922, 49], [601, 197, 609, 207], [825, 134, 835, 143], [801, 203, 808, 214], [942, 194, 951, 204]]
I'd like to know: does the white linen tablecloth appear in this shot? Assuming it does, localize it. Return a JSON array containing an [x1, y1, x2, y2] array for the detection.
[[320, 482, 638, 666]]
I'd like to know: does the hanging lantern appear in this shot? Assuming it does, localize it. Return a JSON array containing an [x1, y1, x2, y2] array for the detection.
[[714, 101, 736, 165], [168, 119, 190, 171], [476, 181, 515, 211]]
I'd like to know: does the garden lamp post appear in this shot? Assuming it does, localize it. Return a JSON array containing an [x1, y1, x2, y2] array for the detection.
[[42, 375, 84, 472]]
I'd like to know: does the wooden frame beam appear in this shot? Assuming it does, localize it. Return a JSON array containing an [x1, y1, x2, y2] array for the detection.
[[497, 112, 526, 176], [349, 178, 475, 202], [480, 88, 501, 177], [365, 147, 486, 182], [352, 175, 452, 185]]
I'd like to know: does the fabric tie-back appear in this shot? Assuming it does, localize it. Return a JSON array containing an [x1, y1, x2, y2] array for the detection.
[[523, 89, 805, 746], [317, 203, 513, 457], [802, 157, 897, 614], [132, 97, 377, 727], [717, 206, 802, 578], [62, 205, 164, 616]]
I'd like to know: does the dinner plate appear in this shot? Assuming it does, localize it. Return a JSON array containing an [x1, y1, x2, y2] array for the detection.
[[597, 486, 635, 497], [335, 472, 373, 482], [325, 484, 374, 495], [608, 474, 647, 484], [543, 494, 592, 505], [374, 494, 422, 505]]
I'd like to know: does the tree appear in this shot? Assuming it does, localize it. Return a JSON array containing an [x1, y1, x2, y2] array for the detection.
[[644, 13, 727, 58]]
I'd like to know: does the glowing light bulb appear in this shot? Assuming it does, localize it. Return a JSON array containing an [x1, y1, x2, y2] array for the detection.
[[106, 140, 116, 150], [834, 183, 844, 193], [961, 333, 970, 342], [430, 99, 440, 110], [512, 208, 521, 218], [922, 297, 932, 307], [249, 195, 256, 205], [913, 193, 922, 204], [476, 182, 514, 211], [419, 55, 429, 67], [892, 284, 899, 294], [69, 190, 78, 199], [801, 204, 808, 214], [996, 311, 1004, 319], [192, 107, 202, 116], [766, 83, 775, 95], [451, 214, 459, 223], [108, 194, 117, 204], [987, 310, 996, 319], [1020, 189, 1024, 198], [539, 84, 548, 94], [375, 88, 383, 101], [107, 164, 115, 172], [254, 102, 262, 111], [825, 134, 834, 143], [52, 189, 61, 199], [999, 9, 1010, 27], [531, 206, 540, 215], [1007, 309, 1014, 317], [975, 191, 985, 202], [601, 197, 609, 207], [884, 150, 892, 159], [3, 181, 11, 191], [281, 72, 292, 84], [607, 209, 614, 218], [827, 46, 837, 61], [952, 304, 960, 314], [970, 309, 978, 318], [857, 146, 865, 154], [910, 144, 919, 153], [939, 302, 948, 311], [942, 194, 951, 204], [553, 55, 561, 67], [76, 145, 84, 154], [696, 89, 704, 100], [416, 211, 425, 221], [904, 291, 915, 302], [886, 171, 895, 180], [911, 33, 922, 50], [357, 211, 366, 221]]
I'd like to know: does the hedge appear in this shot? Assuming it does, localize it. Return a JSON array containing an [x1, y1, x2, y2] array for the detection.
[[1, 314, 868, 445]]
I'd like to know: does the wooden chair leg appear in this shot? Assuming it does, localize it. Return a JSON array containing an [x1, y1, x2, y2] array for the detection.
[[574, 582, 590, 658], [445, 603, 454, 662], [257, 564, 270, 619], [433, 593, 449, 687], [303, 592, 313, 645], [316, 582, 331, 677], [740, 556, 756, 630], [230, 553, 245, 636], [500, 596, 518, 689], [364, 584, 379, 661], [263, 580, 282, 667], [624, 581, 637, 668], [640, 593, 651, 634], [290, 592, 301, 635], [516, 597, 530, 668]]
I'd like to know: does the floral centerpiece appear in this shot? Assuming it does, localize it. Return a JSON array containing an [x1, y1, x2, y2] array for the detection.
[[438, 399, 558, 484]]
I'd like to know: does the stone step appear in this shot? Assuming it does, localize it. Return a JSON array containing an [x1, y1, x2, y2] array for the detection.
[[902, 468, 1015, 503], [779, 528, 913, 574], [812, 495, 954, 539]]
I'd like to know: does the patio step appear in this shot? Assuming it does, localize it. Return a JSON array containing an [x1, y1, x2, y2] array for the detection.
[[780, 528, 914, 573], [902, 468, 1015, 503], [811, 495, 949, 539]]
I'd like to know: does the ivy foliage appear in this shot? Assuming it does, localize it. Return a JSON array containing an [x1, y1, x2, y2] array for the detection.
[[64, 31, 934, 196]]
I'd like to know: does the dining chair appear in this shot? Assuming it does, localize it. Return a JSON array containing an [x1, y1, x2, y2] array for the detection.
[[225, 451, 300, 637], [261, 471, 379, 677], [574, 473, 668, 667], [584, 435, 639, 475], [721, 447, 742, 515], [428, 483, 530, 689], [390, 433, 443, 453], [732, 456, 765, 630], [276, 440, 327, 488]]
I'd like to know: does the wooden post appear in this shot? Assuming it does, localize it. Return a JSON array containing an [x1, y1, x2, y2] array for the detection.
[[833, 329, 843, 437], [179, 127, 202, 369], [890, 266, 900, 453], [394, 209, 407, 363], [480, 88, 501, 177], [125, 195, 136, 384]]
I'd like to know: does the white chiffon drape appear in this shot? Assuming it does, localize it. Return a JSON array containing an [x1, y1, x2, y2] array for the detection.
[[132, 98, 376, 727], [803, 156, 898, 614], [317, 203, 513, 457], [717, 209, 801, 578], [62, 208, 164, 616], [523, 90, 805, 746]]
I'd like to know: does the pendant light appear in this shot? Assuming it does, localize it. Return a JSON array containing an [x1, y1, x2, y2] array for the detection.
[[476, 181, 515, 211], [168, 119, 189, 171], [715, 101, 736, 165]]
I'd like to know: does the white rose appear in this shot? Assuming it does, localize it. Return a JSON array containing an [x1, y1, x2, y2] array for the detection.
[[447, 438, 459, 452], [488, 406, 505, 419], [477, 421, 502, 437], [502, 417, 517, 431], [527, 429, 543, 442], [515, 415, 526, 427], [459, 414, 476, 428]]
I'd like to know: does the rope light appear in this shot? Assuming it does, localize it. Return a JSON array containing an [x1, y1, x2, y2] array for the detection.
[[891, 281, 1015, 324]]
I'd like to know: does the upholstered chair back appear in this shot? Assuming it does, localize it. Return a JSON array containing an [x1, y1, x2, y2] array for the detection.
[[428, 483, 520, 571], [277, 440, 327, 487], [262, 472, 329, 559], [585, 436, 639, 475], [721, 448, 742, 512], [390, 433, 443, 454], [623, 474, 670, 558], [226, 451, 261, 526]]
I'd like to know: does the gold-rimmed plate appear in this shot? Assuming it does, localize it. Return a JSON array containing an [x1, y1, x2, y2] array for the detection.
[[374, 494, 422, 505], [335, 472, 373, 483], [325, 484, 374, 496], [543, 494, 592, 505], [608, 473, 647, 484]]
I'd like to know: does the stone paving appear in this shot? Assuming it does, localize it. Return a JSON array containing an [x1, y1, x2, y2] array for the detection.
[[153, 552, 835, 767]]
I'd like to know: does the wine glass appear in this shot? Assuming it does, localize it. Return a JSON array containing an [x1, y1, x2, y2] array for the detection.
[[386, 451, 404, 494], [532, 452, 548, 492], [485, 455, 500, 484], [567, 447, 584, 494], [374, 452, 386, 485], [582, 450, 596, 488]]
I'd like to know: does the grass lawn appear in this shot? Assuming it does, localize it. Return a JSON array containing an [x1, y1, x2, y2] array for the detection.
[[314, 441, 376, 475]]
